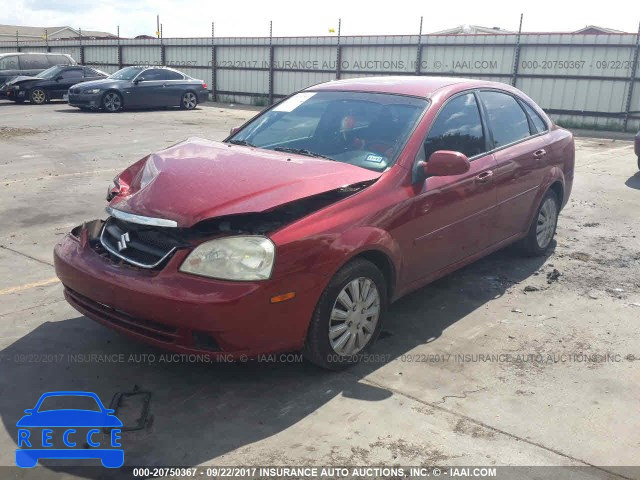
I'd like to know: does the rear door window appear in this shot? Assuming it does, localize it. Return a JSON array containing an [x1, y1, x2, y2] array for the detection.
[[0, 55, 19, 70], [478, 91, 531, 148], [421, 92, 487, 161], [19, 54, 49, 69]]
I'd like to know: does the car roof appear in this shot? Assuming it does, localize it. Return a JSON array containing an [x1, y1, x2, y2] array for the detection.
[[306, 76, 504, 98]]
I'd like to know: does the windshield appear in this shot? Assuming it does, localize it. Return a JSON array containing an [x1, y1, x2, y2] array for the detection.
[[109, 66, 145, 80], [37, 66, 65, 79], [229, 91, 428, 172]]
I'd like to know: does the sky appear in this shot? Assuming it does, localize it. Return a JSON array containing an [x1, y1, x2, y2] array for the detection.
[[3, 0, 639, 38]]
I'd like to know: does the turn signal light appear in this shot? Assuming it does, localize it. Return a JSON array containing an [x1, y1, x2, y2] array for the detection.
[[270, 292, 296, 303]]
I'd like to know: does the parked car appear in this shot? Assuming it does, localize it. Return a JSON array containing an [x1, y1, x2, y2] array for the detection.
[[54, 77, 574, 370], [2, 65, 107, 104], [67, 65, 208, 112], [0, 52, 75, 92]]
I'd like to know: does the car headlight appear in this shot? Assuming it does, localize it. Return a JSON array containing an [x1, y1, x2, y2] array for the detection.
[[180, 236, 275, 281], [84, 88, 101, 94]]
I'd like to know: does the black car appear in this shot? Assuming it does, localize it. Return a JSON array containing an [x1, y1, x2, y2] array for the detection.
[[2, 65, 108, 104], [0, 52, 76, 90], [67, 66, 209, 112]]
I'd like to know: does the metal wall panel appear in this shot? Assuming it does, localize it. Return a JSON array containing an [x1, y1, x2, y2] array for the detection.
[[341, 45, 415, 73], [423, 45, 514, 75], [84, 46, 118, 65], [216, 69, 268, 95], [217, 46, 269, 65], [519, 45, 635, 78], [121, 46, 162, 65], [274, 46, 335, 71], [517, 77, 628, 113], [165, 46, 210, 67], [273, 71, 334, 95]]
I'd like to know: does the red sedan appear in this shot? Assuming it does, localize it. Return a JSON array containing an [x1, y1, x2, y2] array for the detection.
[[54, 76, 574, 369]]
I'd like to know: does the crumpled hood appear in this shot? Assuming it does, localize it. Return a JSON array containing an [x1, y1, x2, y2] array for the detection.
[[109, 137, 381, 228], [3, 75, 39, 87]]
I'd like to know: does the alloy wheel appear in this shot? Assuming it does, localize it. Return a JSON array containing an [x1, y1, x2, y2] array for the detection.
[[182, 92, 197, 109], [329, 277, 380, 356], [103, 92, 122, 112], [536, 197, 558, 248], [31, 89, 46, 104]]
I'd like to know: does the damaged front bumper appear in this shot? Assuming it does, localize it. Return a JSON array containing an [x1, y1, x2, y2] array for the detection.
[[53, 220, 319, 358]]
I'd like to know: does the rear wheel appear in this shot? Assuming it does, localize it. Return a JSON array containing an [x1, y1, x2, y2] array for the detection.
[[102, 91, 123, 112], [180, 91, 197, 110], [518, 189, 559, 256], [29, 88, 47, 105], [303, 259, 386, 370]]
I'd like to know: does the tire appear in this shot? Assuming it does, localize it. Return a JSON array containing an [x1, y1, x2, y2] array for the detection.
[[29, 88, 47, 105], [637, 155, 640, 171], [180, 91, 198, 110], [102, 91, 123, 112], [518, 189, 560, 257], [303, 258, 387, 370]]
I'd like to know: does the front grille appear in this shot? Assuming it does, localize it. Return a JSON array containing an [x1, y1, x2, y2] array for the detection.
[[65, 287, 179, 343], [99, 217, 187, 269]]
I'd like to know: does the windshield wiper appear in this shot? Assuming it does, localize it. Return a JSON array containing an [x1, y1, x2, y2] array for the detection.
[[273, 147, 334, 161], [227, 139, 255, 147]]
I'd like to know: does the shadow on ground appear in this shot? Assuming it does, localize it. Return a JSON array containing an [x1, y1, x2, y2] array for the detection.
[[625, 172, 640, 190], [0, 245, 552, 478]]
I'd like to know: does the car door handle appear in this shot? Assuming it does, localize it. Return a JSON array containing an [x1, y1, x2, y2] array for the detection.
[[162, 83, 168, 88], [475, 170, 494, 183], [534, 149, 547, 159]]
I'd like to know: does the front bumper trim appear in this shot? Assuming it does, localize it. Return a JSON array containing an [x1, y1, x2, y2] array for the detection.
[[105, 206, 178, 228]]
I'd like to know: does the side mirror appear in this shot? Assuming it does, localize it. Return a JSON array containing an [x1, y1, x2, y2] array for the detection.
[[229, 126, 241, 136], [55, 75, 63, 81], [419, 150, 470, 179], [133, 77, 144, 84]]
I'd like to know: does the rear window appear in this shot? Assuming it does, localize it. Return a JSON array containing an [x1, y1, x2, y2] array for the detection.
[[47, 54, 72, 66], [19, 54, 49, 69], [521, 101, 548, 134], [0, 55, 19, 70], [163, 70, 184, 80]]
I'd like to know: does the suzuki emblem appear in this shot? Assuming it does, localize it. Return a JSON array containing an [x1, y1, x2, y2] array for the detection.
[[117, 232, 130, 251]]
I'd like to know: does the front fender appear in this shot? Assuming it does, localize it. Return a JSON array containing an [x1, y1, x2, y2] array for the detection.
[[320, 226, 403, 300]]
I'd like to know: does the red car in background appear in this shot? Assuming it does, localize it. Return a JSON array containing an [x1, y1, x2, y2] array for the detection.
[[635, 130, 640, 170], [54, 77, 574, 369]]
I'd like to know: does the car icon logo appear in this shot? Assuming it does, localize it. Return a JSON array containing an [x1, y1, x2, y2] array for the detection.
[[15, 391, 124, 468], [117, 232, 130, 251]]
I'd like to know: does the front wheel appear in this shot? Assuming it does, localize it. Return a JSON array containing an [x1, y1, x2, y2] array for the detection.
[[303, 259, 386, 370], [518, 189, 559, 256], [29, 88, 47, 105], [102, 91, 123, 112], [180, 91, 197, 110]]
